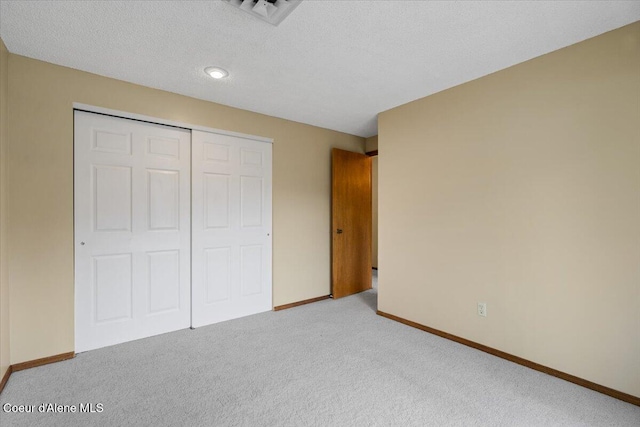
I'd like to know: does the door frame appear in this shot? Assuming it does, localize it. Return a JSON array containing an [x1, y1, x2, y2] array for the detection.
[[72, 103, 274, 351]]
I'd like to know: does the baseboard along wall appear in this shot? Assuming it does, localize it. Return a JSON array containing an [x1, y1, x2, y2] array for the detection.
[[0, 366, 11, 394], [273, 295, 331, 311], [0, 352, 75, 394], [376, 310, 639, 407]]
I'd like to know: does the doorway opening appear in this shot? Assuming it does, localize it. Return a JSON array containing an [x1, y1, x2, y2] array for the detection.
[[329, 143, 378, 311]]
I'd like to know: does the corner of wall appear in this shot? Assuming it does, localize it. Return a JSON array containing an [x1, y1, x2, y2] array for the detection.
[[0, 36, 11, 385]]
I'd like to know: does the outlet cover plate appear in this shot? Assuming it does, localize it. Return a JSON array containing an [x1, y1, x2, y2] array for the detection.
[[478, 302, 487, 317]]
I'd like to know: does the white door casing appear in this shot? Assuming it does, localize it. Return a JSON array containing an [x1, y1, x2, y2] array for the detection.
[[74, 111, 191, 352], [191, 130, 273, 327]]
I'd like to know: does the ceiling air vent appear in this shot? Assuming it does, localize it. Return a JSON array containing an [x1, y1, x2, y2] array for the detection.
[[223, 0, 302, 26]]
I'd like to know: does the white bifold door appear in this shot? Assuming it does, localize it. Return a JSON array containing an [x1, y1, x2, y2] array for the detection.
[[191, 130, 272, 327], [74, 111, 191, 352]]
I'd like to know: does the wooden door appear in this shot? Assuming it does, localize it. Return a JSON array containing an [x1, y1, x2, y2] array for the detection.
[[331, 148, 372, 298], [74, 111, 191, 352], [191, 130, 273, 327]]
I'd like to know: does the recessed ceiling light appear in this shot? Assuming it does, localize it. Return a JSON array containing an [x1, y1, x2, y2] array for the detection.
[[205, 67, 229, 79]]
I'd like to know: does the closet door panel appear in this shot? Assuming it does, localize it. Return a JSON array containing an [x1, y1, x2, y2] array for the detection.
[[192, 131, 272, 327], [75, 111, 191, 352]]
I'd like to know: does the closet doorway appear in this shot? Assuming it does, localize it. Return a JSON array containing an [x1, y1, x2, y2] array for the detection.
[[74, 109, 272, 352]]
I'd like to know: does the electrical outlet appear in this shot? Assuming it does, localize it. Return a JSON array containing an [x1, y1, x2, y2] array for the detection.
[[477, 302, 487, 317]]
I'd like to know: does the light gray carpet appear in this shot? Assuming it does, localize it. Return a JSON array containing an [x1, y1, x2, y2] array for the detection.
[[1, 280, 638, 426]]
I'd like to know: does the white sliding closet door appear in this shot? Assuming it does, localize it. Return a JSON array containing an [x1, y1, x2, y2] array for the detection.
[[74, 111, 191, 352], [191, 130, 272, 327]]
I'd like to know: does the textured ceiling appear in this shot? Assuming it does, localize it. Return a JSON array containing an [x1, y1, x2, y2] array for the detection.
[[1, 1, 639, 137]]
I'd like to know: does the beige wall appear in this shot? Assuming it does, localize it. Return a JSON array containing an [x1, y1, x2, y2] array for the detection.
[[378, 22, 640, 397], [365, 135, 378, 153], [6, 54, 364, 364], [0, 38, 10, 381], [371, 156, 378, 269]]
